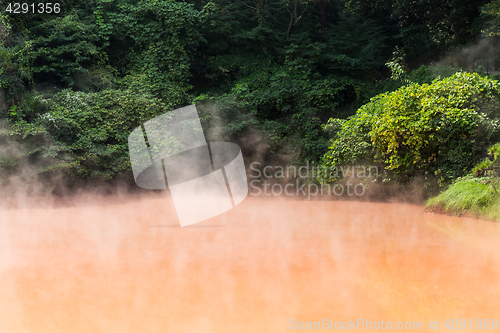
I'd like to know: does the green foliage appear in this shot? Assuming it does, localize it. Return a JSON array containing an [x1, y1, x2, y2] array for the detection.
[[0, 40, 33, 108], [426, 176, 496, 213], [426, 140, 500, 221], [0, 155, 20, 174], [483, 0, 500, 35], [198, 10, 389, 162], [472, 158, 494, 175], [322, 72, 500, 183], [7, 81, 179, 179], [29, 14, 102, 86], [488, 142, 500, 160], [358, 64, 462, 106], [471, 141, 500, 176], [410, 64, 462, 84], [196, 1, 387, 108], [348, 0, 487, 62], [386, 61, 411, 85], [230, 60, 348, 119], [95, 0, 207, 102], [0, 12, 11, 46], [196, 93, 328, 164], [0, 0, 495, 188], [0, 13, 32, 107]]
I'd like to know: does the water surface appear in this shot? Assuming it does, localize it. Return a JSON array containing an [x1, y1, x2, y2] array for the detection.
[[1, 196, 499, 332]]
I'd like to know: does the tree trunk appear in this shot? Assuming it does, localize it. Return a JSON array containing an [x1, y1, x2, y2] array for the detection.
[[318, 0, 328, 31]]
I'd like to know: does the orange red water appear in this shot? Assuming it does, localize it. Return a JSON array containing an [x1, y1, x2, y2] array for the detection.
[[1, 194, 499, 332]]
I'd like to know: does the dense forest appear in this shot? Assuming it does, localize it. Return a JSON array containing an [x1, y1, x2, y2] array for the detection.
[[2, 0, 500, 199]]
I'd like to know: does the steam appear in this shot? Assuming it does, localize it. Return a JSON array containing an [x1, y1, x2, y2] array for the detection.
[[431, 37, 499, 73], [0, 119, 53, 202]]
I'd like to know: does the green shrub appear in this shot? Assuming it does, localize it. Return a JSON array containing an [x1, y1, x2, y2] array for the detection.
[[321, 72, 500, 183]]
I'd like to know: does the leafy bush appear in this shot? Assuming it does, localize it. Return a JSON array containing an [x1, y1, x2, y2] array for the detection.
[[6, 76, 182, 180], [321, 72, 500, 184]]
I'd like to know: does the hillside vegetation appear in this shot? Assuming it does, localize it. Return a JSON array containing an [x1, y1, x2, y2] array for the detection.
[[2, 0, 500, 202]]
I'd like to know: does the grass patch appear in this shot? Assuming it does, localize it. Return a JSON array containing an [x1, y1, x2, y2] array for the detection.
[[426, 175, 500, 221]]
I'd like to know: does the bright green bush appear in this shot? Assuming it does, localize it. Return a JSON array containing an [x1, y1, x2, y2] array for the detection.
[[321, 72, 500, 183]]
